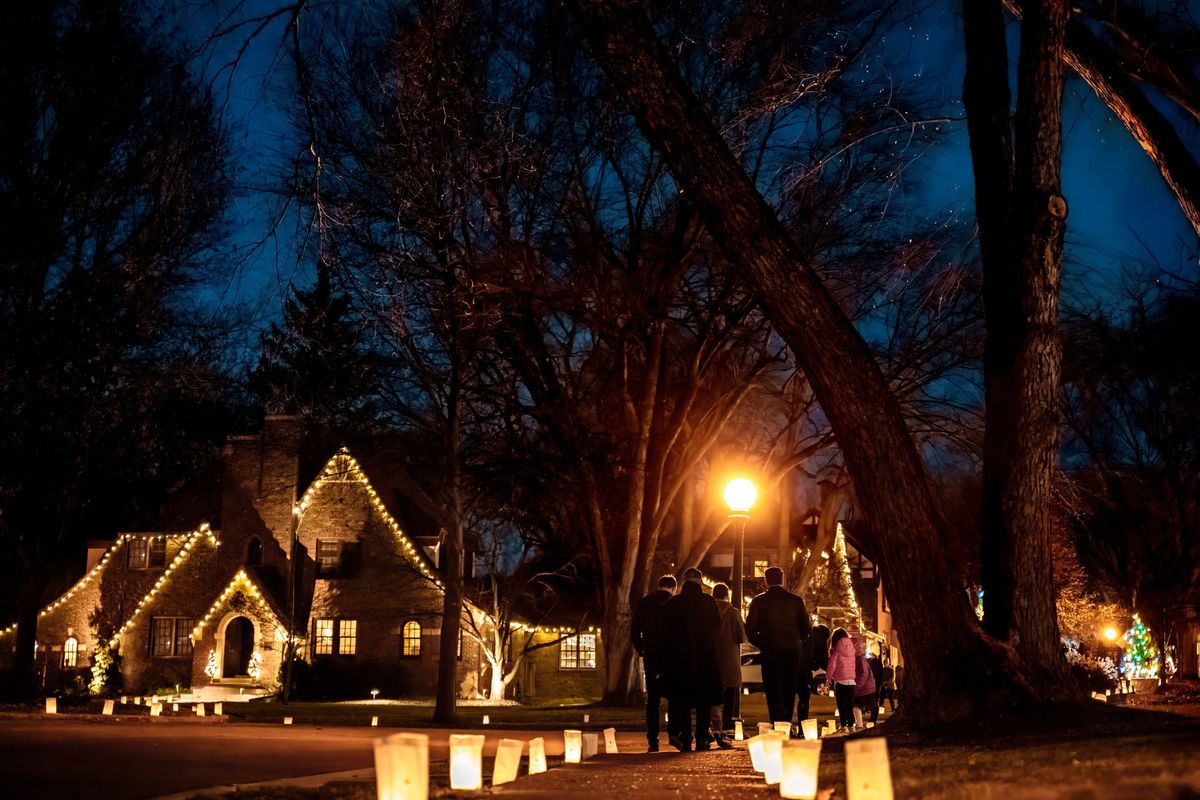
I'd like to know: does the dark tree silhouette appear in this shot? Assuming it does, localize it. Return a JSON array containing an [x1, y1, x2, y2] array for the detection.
[[0, 0, 231, 696]]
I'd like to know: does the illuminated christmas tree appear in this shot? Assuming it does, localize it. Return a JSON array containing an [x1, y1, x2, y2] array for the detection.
[[1121, 614, 1158, 678]]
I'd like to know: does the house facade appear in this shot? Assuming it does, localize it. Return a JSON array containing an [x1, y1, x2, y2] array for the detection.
[[1, 417, 605, 702]]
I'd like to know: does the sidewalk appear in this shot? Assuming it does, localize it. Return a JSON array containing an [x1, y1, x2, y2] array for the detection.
[[495, 748, 780, 800]]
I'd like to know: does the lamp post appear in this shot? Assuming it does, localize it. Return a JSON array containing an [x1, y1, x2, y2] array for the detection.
[[723, 477, 757, 610]]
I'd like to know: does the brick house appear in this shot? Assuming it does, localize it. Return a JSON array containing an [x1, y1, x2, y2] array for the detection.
[[0, 417, 605, 702]]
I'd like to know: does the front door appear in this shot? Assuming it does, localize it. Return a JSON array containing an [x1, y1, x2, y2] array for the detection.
[[222, 616, 254, 678]]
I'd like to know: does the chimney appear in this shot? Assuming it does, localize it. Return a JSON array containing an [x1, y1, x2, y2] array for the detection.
[[221, 416, 302, 551]]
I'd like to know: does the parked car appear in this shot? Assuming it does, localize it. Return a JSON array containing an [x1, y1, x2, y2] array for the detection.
[[740, 648, 827, 695]]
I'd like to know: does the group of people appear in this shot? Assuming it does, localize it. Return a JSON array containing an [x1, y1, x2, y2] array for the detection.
[[631, 565, 900, 752]]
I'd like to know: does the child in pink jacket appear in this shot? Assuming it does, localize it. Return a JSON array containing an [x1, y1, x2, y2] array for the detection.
[[824, 628, 857, 731], [852, 640, 876, 729]]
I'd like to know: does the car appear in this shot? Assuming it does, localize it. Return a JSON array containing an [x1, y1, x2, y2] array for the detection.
[[740, 648, 827, 695]]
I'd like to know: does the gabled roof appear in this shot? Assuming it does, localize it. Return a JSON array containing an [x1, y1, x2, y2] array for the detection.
[[108, 525, 220, 645], [296, 448, 444, 587], [191, 567, 290, 641]]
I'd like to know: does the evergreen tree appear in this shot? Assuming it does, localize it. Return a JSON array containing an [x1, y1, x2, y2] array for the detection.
[[249, 262, 379, 432]]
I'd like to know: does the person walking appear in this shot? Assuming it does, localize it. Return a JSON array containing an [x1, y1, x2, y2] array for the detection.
[[852, 638, 877, 730], [745, 566, 812, 729], [711, 582, 746, 739], [879, 656, 897, 712], [866, 645, 884, 723], [632, 574, 676, 752], [825, 627, 856, 733], [663, 568, 723, 751], [797, 624, 830, 723]]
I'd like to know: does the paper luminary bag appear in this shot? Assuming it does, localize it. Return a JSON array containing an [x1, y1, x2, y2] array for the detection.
[[603, 727, 618, 753], [373, 732, 429, 800], [448, 734, 485, 791], [844, 737, 895, 800], [581, 733, 599, 760], [780, 740, 823, 800], [528, 737, 548, 774], [492, 739, 524, 786], [563, 730, 583, 763]]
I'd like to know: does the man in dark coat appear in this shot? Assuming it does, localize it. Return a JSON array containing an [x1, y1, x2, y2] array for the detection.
[[867, 646, 885, 722], [663, 568, 722, 751], [631, 574, 676, 751], [745, 566, 812, 727]]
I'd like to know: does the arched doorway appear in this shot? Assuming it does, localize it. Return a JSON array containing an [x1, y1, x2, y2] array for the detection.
[[222, 616, 254, 678]]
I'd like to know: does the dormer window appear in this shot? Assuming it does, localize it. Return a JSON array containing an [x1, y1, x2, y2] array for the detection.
[[315, 539, 362, 578], [127, 537, 167, 569], [246, 536, 263, 566]]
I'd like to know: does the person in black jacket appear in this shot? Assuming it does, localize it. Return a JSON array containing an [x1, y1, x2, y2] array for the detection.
[[663, 568, 723, 751], [745, 566, 812, 728], [631, 574, 676, 751], [796, 623, 830, 723]]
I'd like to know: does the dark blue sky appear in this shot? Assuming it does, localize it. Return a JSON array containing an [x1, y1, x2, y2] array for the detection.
[[192, 0, 1198, 340]]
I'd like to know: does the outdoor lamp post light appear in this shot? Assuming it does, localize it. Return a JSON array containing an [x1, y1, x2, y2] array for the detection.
[[563, 729, 583, 763], [845, 737, 895, 800], [723, 477, 757, 610], [1104, 627, 1119, 641], [449, 733, 485, 790], [492, 739, 524, 786], [528, 737, 548, 774], [373, 732, 429, 800], [780, 740, 823, 800]]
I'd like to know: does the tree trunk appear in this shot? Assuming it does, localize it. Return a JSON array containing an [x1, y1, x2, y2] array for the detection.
[[601, 588, 636, 704], [966, 0, 1071, 684], [567, 0, 1034, 719], [9, 585, 41, 701], [433, 525, 463, 722]]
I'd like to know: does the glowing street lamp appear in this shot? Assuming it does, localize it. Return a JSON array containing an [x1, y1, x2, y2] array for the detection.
[[1103, 627, 1119, 641], [724, 477, 757, 609]]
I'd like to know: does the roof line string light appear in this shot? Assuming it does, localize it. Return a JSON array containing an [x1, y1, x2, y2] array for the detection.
[[191, 569, 275, 641], [296, 448, 443, 587], [108, 524, 219, 646]]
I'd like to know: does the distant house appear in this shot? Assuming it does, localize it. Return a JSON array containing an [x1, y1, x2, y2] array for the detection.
[[0, 416, 604, 702]]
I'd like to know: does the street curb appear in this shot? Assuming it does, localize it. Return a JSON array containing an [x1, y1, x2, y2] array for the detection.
[[150, 767, 375, 799]]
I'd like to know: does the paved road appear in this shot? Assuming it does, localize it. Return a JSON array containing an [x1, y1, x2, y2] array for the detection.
[[0, 717, 595, 800]]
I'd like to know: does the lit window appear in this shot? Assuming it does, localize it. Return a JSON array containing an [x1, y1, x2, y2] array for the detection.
[[753, 559, 769, 578], [314, 619, 334, 655], [151, 618, 194, 657], [402, 621, 422, 657], [127, 538, 149, 569], [559, 634, 597, 670], [338, 620, 357, 655], [316, 541, 341, 578], [63, 637, 78, 668]]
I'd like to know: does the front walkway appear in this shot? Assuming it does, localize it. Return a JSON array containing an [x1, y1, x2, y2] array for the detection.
[[495, 748, 777, 800]]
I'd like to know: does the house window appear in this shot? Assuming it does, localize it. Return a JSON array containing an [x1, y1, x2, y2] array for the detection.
[[314, 619, 335, 655], [246, 536, 263, 566], [752, 559, 769, 578], [150, 617, 194, 657], [339, 620, 357, 655], [149, 537, 167, 567], [127, 538, 148, 568], [316, 541, 341, 578], [314, 618, 357, 655], [63, 637, 78, 668], [559, 634, 597, 670], [402, 621, 422, 657]]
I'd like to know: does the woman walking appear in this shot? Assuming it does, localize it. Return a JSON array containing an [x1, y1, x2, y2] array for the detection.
[[825, 627, 857, 733]]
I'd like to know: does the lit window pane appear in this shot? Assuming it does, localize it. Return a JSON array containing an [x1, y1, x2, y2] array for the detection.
[[338, 620, 357, 655], [63, 637, 78, 668], [152, 618, 174, 656], [315, 619, 334, 655], [402, 621, 421, 657]]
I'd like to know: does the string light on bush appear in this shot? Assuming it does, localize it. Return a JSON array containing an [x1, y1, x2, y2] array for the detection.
[[295, 449, 442, 587]]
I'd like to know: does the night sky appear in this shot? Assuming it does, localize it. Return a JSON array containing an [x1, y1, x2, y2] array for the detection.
[[189, 0, 1199, 338]]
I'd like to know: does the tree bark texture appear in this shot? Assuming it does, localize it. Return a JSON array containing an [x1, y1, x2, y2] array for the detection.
[[1002, 0, 1200, 239], [568, 0, 1034, 717], [966, 0, 1070, 682]]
